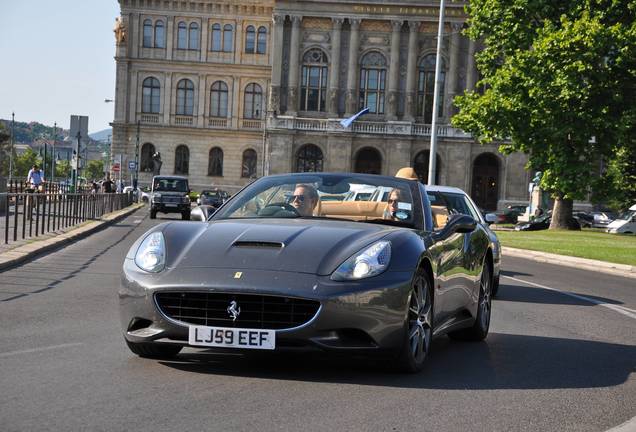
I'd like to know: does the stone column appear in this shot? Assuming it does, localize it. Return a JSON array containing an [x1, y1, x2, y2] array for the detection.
[[328, 18, 343, 116], [386, 20, 402, 120], [200, 19, 209, 62], [268, 14, 285, 115], [404, 21, 419, 121], [465, 38, 477, 92], [131, 13, 139, 58], [445, 23, 462, 117], [286, 15, 302, 115], [163, 72, 172, 124], [166, 17, 174, 60], [345, 19, 361, 116], [197, 74, 206, 127]]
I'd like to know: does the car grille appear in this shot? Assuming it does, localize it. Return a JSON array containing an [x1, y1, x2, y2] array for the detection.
[[155, 292, 320, 330], [162, 196, 181, 203]]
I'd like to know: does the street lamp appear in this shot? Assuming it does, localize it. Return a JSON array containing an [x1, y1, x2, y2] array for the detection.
[[428, 0, 446, 186]]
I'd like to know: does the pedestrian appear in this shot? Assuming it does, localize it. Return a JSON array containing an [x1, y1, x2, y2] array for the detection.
[[92, 180, 100, 194], [102, 173, 115, 193]]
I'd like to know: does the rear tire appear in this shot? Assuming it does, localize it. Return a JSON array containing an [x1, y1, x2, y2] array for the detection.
[[182, 211, 191, 220], [125, 340, 181, 359], [448, 262, 492, 341], [149, 209, 157, 219], [393, 269, 433, 373]]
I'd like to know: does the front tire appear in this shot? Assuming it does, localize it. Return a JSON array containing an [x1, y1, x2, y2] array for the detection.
[[182, 210, 191, 220], [393, 269, 433, 373], [125, 340, 181, 359], [449, 262, 492, 341]]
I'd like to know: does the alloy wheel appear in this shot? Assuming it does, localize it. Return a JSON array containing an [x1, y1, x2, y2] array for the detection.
[[408, 275, 432, 364]]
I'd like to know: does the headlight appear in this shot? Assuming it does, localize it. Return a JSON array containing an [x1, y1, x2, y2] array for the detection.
[[134, 232, 166, 273], [331, 240, 391, 281], [182, 196, 190, 203]]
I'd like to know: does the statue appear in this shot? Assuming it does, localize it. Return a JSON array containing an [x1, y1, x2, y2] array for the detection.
[[152, 151, 163, 175], [114, 17, 127, 46]]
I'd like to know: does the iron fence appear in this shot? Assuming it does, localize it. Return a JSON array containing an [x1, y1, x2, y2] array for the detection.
[[2, 191, 134, 245]]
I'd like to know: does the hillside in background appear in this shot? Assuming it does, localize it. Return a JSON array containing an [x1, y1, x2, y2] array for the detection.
[[0, 119, 69, 143]]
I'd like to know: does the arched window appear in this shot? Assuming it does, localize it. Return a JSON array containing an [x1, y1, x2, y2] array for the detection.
[[208, 147, 223, 176], [210, 81, 228, 117], [211, 23, 222, 51], [354, 147, 382, 174], [223, 24, 233, 52], [188, 22, 199, 50], [243, 83, 262, 119], [471, 153, 500, 211], [177, 22, 187, 49], [176, 79, 194, 116], [257, 26, 267, 54], [359, 52, 387, 114], [417, 54, 446, 123], [296, 144, 323, 172], [245, 25, 255, 53], [241, 149, 257, 178], [413, 150, 441, 184], [140, 143, 156, 172], [154, 21, 165, 48], [143, 19, 153, 47], [142, 77, 161, 113], [175, 145, 189, 175], [300, 49, 328, 112]]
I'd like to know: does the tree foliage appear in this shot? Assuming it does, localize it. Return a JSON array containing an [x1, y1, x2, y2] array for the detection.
[[85, 159, 105, 181], [453, 0, 636, 226], [0, 123, 11, 177]]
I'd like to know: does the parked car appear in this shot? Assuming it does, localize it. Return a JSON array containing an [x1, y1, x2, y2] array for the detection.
[[607, 204, 636, 234], [123, 186, 150, 203], [573, 212, 594, 228], [515, 211, 552, 231], [149, 175, 191, 220], [591, 211, 616, 228], [121, 172, 498, 372]]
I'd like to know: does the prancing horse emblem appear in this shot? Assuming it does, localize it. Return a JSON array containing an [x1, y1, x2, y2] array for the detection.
[[227, 301, 240, 321]]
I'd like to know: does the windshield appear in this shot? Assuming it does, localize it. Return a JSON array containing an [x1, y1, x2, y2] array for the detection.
[[213, 173, 422, 228], [153, 178, 188, 192], [617, 210, 635, 221]]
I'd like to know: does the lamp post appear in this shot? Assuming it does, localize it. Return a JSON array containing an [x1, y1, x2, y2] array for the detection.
[[134, 120, 140, 189], [9, 112, 15, 183], [428, 0, 446, 186], [51, 122, 57, 182]]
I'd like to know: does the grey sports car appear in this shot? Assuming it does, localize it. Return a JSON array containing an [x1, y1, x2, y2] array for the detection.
[[120, 172, 500, 372]]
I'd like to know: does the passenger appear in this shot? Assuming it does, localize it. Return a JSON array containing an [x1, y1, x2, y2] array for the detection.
[[384, 188, 404, 220], [290, 184, 319, 217]]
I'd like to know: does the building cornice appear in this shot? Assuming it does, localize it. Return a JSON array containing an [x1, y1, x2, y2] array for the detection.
[[119, 0, 274, 17]]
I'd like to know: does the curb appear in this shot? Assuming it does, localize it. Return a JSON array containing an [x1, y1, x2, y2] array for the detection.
[[503, 246, 636, 280], [0, 203, 145, 272]]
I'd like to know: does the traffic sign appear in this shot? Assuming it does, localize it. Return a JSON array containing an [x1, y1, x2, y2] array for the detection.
[[112, 163, 120, 172], [128, 161, 137, 171]]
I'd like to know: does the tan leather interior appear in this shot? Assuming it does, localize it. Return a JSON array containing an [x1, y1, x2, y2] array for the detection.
[[319, 201, 387, 221], [431, 205, 449, 229]]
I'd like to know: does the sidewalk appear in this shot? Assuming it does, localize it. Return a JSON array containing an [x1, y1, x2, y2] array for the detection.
[[0, 203, 145, 271], [503, 246, 636, 279]]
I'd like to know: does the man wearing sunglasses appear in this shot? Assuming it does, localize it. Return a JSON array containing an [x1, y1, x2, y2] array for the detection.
[[290, 184, 319, 217]]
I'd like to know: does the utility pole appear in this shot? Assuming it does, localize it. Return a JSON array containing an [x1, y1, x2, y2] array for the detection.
[[134, 120, 140, 189], [73, 131, 81, 192], [428, 0, 446, 185], [9, 112, 15, 183], [52, 122, 57, 182]]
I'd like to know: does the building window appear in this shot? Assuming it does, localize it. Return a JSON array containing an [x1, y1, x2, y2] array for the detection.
[[175, 145, 189, 175], [257, 26, 267, 54], [359, 51, 387, 114], [210, 81, 228, 117], [296, 144, 323, 172], [245, 25, 255, 53], [211, 23, 222, 51], [417, 54, 445, 123], [143, 19, 153, 47], [208, 147, 223, 176], [177, 22, 187, 49], [223, 24, 233, 52], [243, 83, 262, 119], [176, 79, 194, 116], [300, 49, 328, 112], [354, 147, 382, 174], [140, 143, 156, 172], [188, 22, 199, 50], [154, 21, 165, 48], [241, 149, 257, 178], [142, 77, 161, 113]]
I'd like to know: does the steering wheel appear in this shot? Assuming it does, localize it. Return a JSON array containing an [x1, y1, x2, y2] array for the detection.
[[258, 202, 300, 217]]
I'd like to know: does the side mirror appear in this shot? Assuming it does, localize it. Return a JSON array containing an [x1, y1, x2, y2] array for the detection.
[[191, 205, 215, 222], [485, 213, 498, 224], [447, 214, 477, 233]]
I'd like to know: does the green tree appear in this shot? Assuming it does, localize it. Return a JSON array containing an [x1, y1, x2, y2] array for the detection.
[[0, 123, 10, 177], [14, 147, 40, 180], [85, 159, 104, 181], [56, 160, 71, 179], [453, 0, 636, 229]]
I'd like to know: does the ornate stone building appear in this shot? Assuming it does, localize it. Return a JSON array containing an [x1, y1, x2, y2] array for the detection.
[[113, 0, 530, 210]]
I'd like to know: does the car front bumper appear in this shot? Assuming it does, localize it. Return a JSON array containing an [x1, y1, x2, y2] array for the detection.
[[120, 260, 413, 354]]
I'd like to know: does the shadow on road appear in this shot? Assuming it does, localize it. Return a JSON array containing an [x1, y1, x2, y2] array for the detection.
[[156, 332, 635, 390], [496, 281, 625, 306]]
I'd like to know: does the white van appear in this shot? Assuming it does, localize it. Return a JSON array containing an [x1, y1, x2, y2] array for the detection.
[[606, 204, 636, 234]]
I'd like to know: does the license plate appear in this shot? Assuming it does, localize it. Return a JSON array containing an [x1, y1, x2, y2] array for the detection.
[[188, 326, 276, 350], [165, 203, 177, 207]]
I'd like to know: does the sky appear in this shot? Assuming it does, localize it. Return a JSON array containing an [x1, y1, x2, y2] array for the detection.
[[0, 1, 120, 134]]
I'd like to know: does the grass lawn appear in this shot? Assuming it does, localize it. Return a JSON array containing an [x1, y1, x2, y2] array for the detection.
[[495, 230, 636, 266]]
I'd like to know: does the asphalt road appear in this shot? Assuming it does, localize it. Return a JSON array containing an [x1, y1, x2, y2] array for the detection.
[[1, 207, 634, 432]]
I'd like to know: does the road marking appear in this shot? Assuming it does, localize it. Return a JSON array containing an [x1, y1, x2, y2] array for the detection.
[[0, 343, 83, 358], [605, 415, 636, 432], [503, 276, 636, 320], [133, 219, 143, 224]]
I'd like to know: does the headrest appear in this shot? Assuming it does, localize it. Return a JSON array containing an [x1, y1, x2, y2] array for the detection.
[[395, 167, 418, 181]]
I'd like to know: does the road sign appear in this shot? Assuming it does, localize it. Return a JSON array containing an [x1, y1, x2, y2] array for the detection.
[[128, 161, 137, 171], [112, 163, 120, 172]]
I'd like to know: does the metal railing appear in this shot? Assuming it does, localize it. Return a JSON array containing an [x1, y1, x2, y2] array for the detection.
[[6, 180, 92, 194], [2, 191, 134, 245]]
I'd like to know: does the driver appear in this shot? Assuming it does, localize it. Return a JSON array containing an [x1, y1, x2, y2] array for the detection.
[[290, 184, 319, 217], [383, 188, 403, 220]]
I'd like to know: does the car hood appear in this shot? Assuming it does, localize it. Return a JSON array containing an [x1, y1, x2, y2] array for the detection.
[[161, 219, 398, 276], [607, 219, 627, 229]]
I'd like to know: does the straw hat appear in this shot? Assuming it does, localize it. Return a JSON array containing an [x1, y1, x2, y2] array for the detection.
[[395, 167, 419, 181]]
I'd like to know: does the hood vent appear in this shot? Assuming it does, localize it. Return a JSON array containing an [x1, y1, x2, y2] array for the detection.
[[232, 241, 284, 249]]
